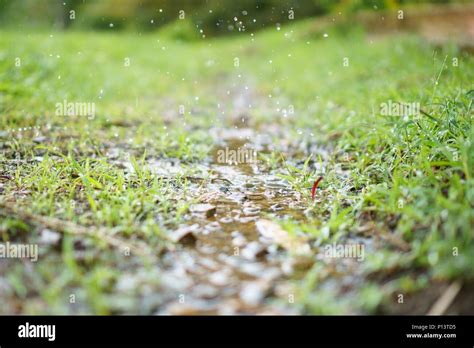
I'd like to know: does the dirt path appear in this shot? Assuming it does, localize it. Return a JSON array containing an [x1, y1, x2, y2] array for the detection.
[[149, 84, 302, 314], [133, 82, 371, 315]]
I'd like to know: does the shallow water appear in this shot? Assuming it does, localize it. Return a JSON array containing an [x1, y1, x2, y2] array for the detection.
[[154, 130, 311, 314]]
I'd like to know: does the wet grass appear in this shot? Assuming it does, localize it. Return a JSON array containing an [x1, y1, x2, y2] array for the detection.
[[0, 19, 473, 314]]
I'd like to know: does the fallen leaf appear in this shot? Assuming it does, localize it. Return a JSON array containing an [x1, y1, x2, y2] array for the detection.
[[256, 219, 310, 254], [311, 176, 323, 201]]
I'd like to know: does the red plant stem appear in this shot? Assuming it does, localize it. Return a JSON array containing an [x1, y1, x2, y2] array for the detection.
[[311, 176, 323, 201]]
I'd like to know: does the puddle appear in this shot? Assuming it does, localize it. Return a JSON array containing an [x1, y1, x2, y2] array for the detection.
[[113, 77, 378, 314], [153, 131, 311, 314]]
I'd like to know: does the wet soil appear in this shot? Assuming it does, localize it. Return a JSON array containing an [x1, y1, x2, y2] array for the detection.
[[156, 129, 309, 314]]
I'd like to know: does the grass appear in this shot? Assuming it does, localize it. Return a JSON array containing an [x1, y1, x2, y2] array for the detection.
[[0, 18, 473, 314]]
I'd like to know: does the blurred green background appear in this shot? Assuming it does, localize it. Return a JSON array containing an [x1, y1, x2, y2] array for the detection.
[[0, 0, 469, 37]]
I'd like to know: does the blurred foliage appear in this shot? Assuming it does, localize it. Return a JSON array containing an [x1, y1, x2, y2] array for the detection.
[[0, 0, 469, 37]]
